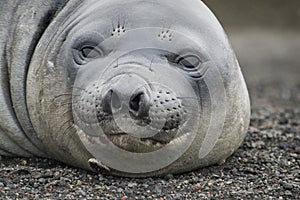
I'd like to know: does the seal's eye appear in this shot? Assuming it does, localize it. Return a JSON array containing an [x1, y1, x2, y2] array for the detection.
[[72, 32, 104, 65], [80, 46, 102, 59], [173, 54, 208, 80], [176, 55, 201, 71], [73, 45, 103, 65]]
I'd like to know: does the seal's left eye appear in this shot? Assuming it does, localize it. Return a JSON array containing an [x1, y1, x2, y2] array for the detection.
[[176, 55, 201, 71], [80, 46, 102, 59]]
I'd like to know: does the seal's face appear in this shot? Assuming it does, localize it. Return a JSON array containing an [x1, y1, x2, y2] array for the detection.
[[72, 46, 203, 153]]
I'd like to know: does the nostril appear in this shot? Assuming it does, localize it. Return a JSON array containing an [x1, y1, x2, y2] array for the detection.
[[111, 91, 121, 110], [102, 90, 112, 114], [129, 92, 144, 113], [102, 90, 121, 114], [129, 91, 150, 118]]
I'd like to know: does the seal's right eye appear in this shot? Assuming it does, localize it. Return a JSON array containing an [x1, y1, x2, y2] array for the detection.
[[80, 46, 103, 59], [81, 46, 96, 58], [73, 45, 103, 65], [72, 32, 104, 65]]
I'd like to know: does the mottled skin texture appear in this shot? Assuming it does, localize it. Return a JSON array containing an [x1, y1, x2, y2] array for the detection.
[[0, 0, 250, 177]]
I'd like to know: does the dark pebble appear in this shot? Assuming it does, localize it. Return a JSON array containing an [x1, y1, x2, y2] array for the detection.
[[283, 183, 293, 190], [164, 174, 174, 181], [278, 117, 289, 125], [155, 183, 163, 196]]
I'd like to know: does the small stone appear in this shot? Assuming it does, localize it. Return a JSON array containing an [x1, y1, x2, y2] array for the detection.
[[54, 172, 60, 177], [76, 180, 82, 186], [95, 186, 105, 191], [278, 117, 288, 125], [267, 132, 274, 138], [249, 126, 259, 133], [245, 168, 257, 175], [78, 189, 86, 196], [128, 182, 137, 188], [231, 168, 238, 174], [164, 174, 174, 181], [21, 160, 27, 166], [251, 141, 265, 148], [289, 153, 298, 158], [193, 184, 201, 191], [283, 183, 293, 190], [218, 159, 226, 165], [117, 188, 124, 193], [191, 176, 199, 184], [261, 121, 272, 129], [294, 172, 300, 178], [155, 183, 163, 196], [285, 190, 292, 196], [38, 178, 46, 184], [226, 180, 233, 185], [25, 193, 35, 199]]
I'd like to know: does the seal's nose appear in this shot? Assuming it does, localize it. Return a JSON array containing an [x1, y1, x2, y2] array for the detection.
[[102, 88, 151, 118]]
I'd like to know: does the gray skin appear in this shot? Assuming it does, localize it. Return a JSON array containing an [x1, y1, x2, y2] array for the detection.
[[0, 0, 250, 177]]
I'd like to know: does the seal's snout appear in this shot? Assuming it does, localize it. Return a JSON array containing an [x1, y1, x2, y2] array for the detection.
[[102, 87, 151, 119]]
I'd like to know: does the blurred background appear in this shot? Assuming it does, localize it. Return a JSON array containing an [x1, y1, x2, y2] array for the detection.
[[203, 0, 300, 108]]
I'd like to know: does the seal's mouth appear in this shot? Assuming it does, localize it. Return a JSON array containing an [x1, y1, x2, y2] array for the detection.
[[107, 133, 169, 151], [107, 133, 169, 146], [95, 113, 184, 152], [77, 126, 178, 153]]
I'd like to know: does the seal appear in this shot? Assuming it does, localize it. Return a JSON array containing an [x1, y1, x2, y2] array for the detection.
[[0, 0, 250, 177]]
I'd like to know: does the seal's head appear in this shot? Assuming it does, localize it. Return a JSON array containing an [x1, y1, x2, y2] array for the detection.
[[27, 0, 250, 176]]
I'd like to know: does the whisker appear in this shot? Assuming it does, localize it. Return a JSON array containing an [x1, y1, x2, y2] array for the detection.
[[47, 101, 73, 112], [71, 86, 86, 91], [149, 58, 154, 71], [54, 93, 73, 98], [60, 118, 74, 130], [177, 96, 200, 101], [62, 109, 74, 117], [51, 95, 79, 103], [172, 126, 186, 142], [63, 124, 76, 135]]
